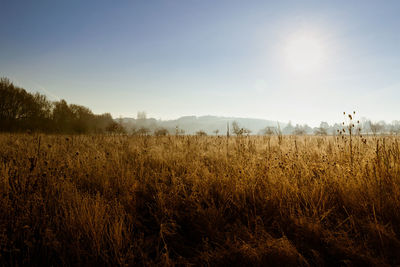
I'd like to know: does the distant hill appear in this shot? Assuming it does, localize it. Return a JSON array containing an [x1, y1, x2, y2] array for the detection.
[[121, 115, 286, 135]]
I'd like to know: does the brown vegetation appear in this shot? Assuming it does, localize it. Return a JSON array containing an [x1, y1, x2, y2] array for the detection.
[[1, 134, 400, 266]]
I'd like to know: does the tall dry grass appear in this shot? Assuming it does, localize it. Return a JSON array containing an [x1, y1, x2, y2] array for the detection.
[[0, 134, 400, 266]]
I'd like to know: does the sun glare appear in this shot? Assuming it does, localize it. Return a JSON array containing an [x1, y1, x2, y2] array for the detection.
[[285, 34, 324, 74]]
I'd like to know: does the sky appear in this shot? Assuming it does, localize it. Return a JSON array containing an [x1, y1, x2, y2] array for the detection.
[[1, 0, 400, 126]]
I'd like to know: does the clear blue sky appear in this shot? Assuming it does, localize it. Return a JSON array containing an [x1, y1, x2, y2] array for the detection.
[[1, 0, 400, 126]]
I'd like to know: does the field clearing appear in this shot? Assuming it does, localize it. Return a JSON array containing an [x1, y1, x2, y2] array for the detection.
[[1, 134, 400, 266]]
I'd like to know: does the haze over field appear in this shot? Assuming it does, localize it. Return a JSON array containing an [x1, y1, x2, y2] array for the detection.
[[3, 2, 400, 266], [1, 0, 400, 126]]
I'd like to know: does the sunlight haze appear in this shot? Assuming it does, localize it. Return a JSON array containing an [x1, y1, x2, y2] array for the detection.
[[1, 0, 400, 126]]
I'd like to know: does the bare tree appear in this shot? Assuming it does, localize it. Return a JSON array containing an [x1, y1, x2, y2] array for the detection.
[[261, 126, 276, 136], [175, 126, 185, 136], [314, 122, 329, 136], [390, 120, 400, 135], [293, 124, 306, 135], [154, 127, 169, 136], [195, 130, 207, 136], [369, 121, 384, 136], [232, 121, 250, 136]]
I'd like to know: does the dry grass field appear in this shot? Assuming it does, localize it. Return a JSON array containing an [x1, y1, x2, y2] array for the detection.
[[1, 134, 400, 266]]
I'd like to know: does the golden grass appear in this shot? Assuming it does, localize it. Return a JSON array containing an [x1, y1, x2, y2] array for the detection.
[[1, 134, 400, 266]]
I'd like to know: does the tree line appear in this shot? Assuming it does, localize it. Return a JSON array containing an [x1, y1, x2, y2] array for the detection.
[[259, 119, 400, 136], [2, 77, 399, 136], [0, 78, 120, 133]]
